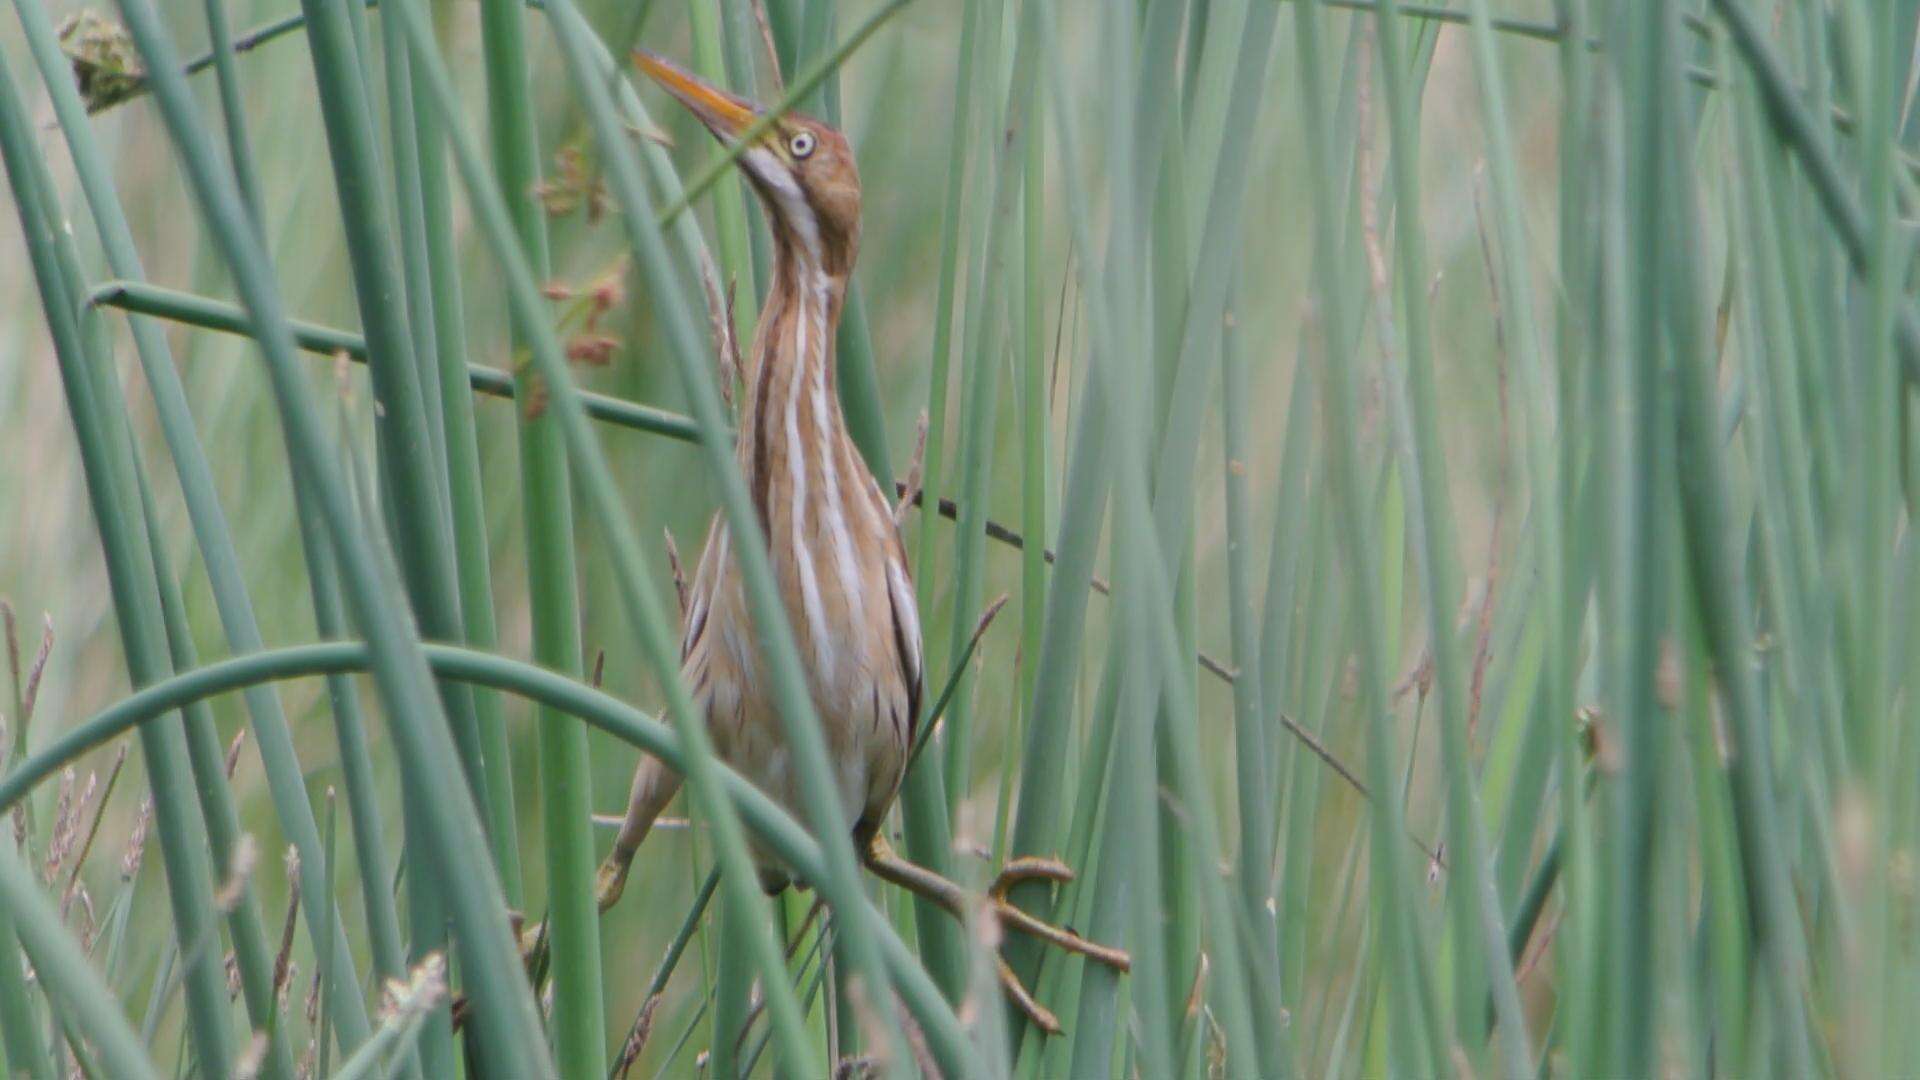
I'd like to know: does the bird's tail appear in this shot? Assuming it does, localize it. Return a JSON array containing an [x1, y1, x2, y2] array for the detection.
[[594, 756, 682, 912]]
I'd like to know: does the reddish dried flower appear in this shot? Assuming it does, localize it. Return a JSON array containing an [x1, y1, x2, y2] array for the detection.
[[566, 333, 620, 367]]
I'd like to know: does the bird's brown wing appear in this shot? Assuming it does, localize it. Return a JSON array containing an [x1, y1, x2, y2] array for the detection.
[[681, 514, 728, 666], [876, 482, 923, 747]]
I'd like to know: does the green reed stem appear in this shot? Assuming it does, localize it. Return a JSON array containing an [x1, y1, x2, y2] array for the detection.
[[473, 0, 605, 1065], [1294, 0, 1443, 1071], [0, 49, 239, 1076], [137, 477, 296, 1080], [1371, 0, 1531, 1068], [86, 280, 703, 442], [7, 0, 383, 1054], [410, 23, 522, 911], [0, 640, 978, 1074], [103, 0, 554, 1065], [0, 844, 158, 1080], [397, 0, 933, 1070]]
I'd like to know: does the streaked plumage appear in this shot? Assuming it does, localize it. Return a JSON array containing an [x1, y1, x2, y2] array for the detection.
[[598, 54, 920, 896], [595, 50, 1127, 1037]]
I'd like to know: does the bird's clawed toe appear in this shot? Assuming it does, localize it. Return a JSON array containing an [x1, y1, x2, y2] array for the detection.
[[989, 855, 1077, 896], [982, 858, 1130, 1035], [996, 954, 1062, 1035], [864, 837, 1130, 1035], [984, 865, 1131, 976], [595, 854, 633, 914]]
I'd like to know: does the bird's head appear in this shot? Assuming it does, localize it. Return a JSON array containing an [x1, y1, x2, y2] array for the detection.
[[635, 50, 861, 279]]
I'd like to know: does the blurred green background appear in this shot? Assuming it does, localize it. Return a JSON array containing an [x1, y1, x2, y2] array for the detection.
[[6, 0, 1907, 1075], [13, 0, 1534, 1070]]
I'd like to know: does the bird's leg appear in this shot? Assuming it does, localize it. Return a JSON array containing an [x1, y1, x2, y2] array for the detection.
[[862, 834, 1129, 1035], [595, 757, 684, 915], [514, 757, 681, 977]]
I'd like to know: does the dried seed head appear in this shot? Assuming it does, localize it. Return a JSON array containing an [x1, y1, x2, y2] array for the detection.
[[617, 993, 662, 1074], [277, 962, 298, 1014], [55, 770, 101, 881], [275, 846, 303, 995], [215, 833, 260, 913], [565, 333, 620, 367], [225, 729, 248, 779], [120, 796, 152, 880], [535, 144, 611, 220], [56, 11, 145, 112], [22, 615, 51, 730], [377, 952, 448, 1023], [588, 263, 626, 320], [43, 767, 78, 883]]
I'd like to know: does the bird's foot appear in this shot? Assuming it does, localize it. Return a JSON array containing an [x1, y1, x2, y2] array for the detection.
[[986, 857, 1131, 970], [979, 857, 1130, 1035], [863, 836, 1129, 1036], [595, 852, 635, 913]]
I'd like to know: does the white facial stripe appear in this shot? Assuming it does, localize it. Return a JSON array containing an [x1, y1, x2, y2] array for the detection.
[[743, 147, 823, 267], [743, 147, 785, 189]]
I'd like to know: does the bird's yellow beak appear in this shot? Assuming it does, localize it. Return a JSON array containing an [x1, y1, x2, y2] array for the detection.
[[633, 49, 758, 143]]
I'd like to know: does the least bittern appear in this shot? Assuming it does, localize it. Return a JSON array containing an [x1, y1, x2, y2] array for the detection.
[[589, 51, 1129, 1035]]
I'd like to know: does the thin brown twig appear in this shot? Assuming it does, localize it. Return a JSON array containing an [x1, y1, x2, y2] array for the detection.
[[6, 609, 54, 749], [890, 484, 1236, 684], [887, 484, 1435, 863], [273, 848, 301, 997]]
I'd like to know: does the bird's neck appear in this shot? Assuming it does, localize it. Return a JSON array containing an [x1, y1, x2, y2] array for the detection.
[[740, 250, 858, 526]]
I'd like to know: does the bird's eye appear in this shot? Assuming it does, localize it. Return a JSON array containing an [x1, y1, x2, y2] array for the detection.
[[789, 131, 817, 159]]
